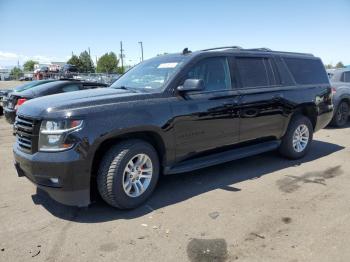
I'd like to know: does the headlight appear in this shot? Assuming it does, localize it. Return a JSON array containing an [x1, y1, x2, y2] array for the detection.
[[39, 119, 83, 151]]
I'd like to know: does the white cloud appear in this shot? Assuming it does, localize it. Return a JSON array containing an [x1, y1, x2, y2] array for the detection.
[[0, 51, 67, 66], [0, 51, 21, 61]]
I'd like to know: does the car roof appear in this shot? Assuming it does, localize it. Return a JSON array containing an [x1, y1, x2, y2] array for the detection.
[[14, 79, 57, 92]]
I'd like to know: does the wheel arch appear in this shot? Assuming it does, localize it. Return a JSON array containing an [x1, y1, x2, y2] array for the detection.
[[335, 96, 350, 111], [89, 130, 167, 201], [298, 104, 318, 130]]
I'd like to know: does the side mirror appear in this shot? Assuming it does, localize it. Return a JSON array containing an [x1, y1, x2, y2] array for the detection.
[[177, 79, 204, 92]]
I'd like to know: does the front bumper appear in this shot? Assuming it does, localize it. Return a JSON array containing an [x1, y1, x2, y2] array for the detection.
[[4, 108, 16, 124], [13, 143, 91, 207]]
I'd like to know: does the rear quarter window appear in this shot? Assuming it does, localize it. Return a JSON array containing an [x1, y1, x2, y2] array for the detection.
[[284, 57, 329, 85], [62, 84, 81, 92]]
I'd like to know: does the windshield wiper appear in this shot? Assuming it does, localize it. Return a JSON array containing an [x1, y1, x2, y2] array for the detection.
[[113, 86, 138, 93]]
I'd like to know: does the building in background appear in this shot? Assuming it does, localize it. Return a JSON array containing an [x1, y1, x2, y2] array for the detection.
[[0, 67, 10, 81]]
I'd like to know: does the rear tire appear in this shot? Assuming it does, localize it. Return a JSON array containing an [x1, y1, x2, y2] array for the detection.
[[279, 115, 313, 159], [97, 139, 159, 209], [330, 101, 349, 127]]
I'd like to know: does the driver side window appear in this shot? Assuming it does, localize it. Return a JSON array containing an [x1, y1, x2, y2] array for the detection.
[[185, 57, 232, 91]]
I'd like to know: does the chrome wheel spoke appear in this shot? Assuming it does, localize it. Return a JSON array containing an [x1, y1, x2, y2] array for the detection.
[[133, 182, 140, 195], [136, 180, 144, 192], [124, 180, 132, 193]]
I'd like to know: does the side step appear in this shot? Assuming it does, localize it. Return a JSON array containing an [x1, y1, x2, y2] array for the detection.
[[164, 140, 281, 175]]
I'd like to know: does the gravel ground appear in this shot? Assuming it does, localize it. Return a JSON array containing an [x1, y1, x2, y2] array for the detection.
[[0, 81, 22, 89], [0, 82, 350, 261]]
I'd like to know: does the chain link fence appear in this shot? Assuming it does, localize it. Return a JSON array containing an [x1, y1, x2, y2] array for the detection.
[[9, 72, 121, 85]]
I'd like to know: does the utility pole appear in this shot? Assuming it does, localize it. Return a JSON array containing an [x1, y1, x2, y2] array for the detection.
[[88, 47, 91, 56], [138, 41, 144, 61], [120, 41, 124, 72]]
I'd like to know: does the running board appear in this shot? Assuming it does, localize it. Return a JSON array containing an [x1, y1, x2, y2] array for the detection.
[[164, 140, 281, 175]]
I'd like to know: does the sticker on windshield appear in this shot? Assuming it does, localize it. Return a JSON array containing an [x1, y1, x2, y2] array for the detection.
[[157, 62, 178, 68]]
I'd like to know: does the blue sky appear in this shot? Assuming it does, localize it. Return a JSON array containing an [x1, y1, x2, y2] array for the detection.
[[0, 0, 349, 67]]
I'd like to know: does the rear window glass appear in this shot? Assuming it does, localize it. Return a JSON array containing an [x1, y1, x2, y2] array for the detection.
[[284, 58, 328, 85], [236, 57, 271, 88], [62, 84, 80, 92]]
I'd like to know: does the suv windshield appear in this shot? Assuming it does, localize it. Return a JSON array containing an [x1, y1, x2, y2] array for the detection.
[[110, 55, 188, 92]]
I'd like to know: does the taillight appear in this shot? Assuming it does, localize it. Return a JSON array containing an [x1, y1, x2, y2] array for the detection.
[[331, 87, 337, 95], [15, 98, 27, 110]]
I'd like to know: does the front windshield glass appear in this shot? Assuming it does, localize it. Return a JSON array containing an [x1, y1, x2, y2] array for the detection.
[[110, 55, 188, 92]]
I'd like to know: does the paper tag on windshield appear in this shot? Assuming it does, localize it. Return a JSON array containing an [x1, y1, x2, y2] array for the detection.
[[158, 62, 178, 68]]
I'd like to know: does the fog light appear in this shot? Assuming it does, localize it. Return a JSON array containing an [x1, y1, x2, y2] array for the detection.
[[50, 178, 59, 184]]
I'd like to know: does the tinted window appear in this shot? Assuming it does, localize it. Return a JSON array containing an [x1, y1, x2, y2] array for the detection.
[[236, 57, 271, 88], [185, 57, 231, 91], [62, 84, 80, 92], [343, 72, 350, 83], [284, 57, 328, 85], [82, 85, 99, 90]]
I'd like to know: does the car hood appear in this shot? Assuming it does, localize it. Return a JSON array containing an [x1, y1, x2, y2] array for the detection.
[[17, 88, 152, 117]]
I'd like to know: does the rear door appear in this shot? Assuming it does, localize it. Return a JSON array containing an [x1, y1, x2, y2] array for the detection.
[[234, 55, 286, 142]]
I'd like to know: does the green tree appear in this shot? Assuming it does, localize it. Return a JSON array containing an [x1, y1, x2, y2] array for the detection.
[[336, 62, 345, 68], [79, 50, 95, 73], [324, 64, 333, 69], [23, 60, 38, 71], [96, 52, 119, 73], [67, 55, 82, 71], [10, 67, 23, 80], [117, 66, 125, 74]]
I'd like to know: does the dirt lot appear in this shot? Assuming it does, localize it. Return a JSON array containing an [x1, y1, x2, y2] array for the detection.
[[1, 81, 350, 262], [0, 81, 22, 90]]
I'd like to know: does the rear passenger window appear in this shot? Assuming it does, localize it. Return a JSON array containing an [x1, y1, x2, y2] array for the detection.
[[284, 58, 329, 85], [343, 72, 350, 83], [62, 84, 80, 92], [236, 57, 278, 88]]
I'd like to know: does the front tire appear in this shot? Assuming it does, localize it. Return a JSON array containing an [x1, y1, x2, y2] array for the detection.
[[279, 115, 313, 159], [330, 101, 349, 127], [97, 139, 159, 209]]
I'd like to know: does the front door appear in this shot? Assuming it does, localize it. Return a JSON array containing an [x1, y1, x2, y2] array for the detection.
[[172, 56, 240, 161]]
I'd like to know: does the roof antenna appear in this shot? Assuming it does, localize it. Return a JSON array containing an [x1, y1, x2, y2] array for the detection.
[[182, 48, 191, 55]]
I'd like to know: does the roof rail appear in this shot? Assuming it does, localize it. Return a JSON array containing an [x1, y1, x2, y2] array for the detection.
[[245, 47, 272, 51], [201, 46, 243, 52], [198, 46, 314, 57]]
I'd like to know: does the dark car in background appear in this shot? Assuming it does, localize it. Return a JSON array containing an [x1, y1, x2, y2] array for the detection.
[[1, 80, 57, 115], [13, 46, 333, 209], [4, 80, 108, 123], [61, 64, 78, 74], [0, 89, 12, 116], [329, 68, 350, 127]]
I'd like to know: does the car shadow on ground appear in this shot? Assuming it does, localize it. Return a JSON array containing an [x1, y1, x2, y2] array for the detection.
[[31, 140, 344, 223]]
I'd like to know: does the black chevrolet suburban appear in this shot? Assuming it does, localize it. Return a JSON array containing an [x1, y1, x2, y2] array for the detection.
[[13, 46, 333, 209]]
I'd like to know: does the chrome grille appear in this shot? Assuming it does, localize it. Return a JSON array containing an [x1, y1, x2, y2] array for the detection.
[[14, 115, 40, 154]]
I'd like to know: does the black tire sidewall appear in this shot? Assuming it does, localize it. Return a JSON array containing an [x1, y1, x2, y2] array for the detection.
[[280, 115, 313, 159], [110, 142, 159, 209], [334, 101, 349, 127]]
